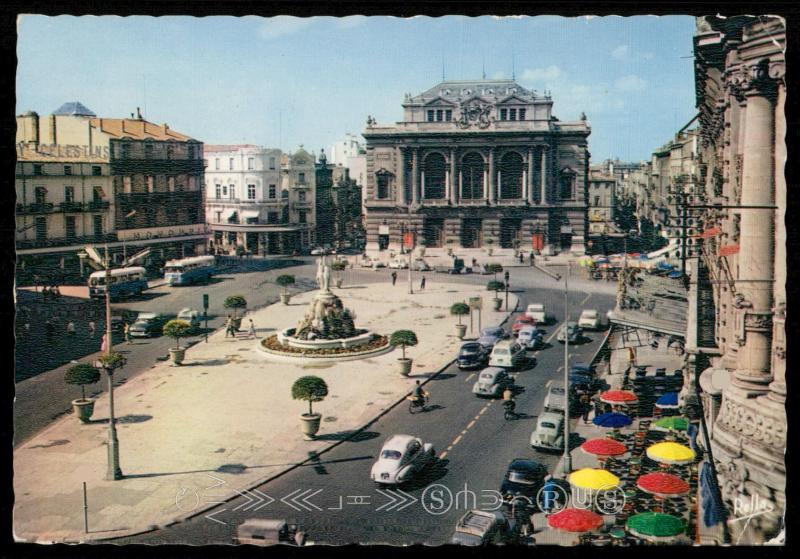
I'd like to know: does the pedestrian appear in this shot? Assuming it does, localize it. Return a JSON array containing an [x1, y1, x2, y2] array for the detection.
[[391, 271, 397, 286], [471, 257, 477, 268], [88, 320, 96, 336], [101, 332, 108, 353], [42, 286, 50, 301], [66, 320, 76, 335], [591, 393, 602, 421], [53, 286, 61, 299], [124, 322, 132, 344], [519, 252, 524, 264], [225, 315, 235, 338], [420, 275, 426, 290], [580, 392, 590, 423], [247, 319, 258, 339], [45, 318, 55, 339], [529, 251, 535, 266]]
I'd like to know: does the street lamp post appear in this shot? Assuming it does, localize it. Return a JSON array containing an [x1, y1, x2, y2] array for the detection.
[[504, 270, 510, 311], [101, 245, 122, 480], [407, 222, 414, 295], [556, 264, 572, 476]]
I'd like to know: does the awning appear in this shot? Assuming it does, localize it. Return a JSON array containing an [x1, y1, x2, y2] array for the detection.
[[719, 244, 740, 257], [241, 210, 260, 219], [560, 226, 573, 234], [701, 227, 721, 239], [221, 208, 236, 220]]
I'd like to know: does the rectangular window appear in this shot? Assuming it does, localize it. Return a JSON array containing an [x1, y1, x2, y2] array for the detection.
[[299, 191, 306, 202], [268, 184, 277, 199], [93, 186, 104, 202], [248, 184, 256, 200], [188, 145, 195, 159], [500, 109, 507, 121], [65, 216, 76, 239], [436, 110, 443, 122], [35, 186, 47, 204], [269, 157, 276, 170], [445, 110, 452, 121], [229, 158, 234, 170], [215, 211, 222, 223], [93, 214, 103, 238], [518, 108, 526, 120], [594, 195, 600, 207], [298, 210, 307, 224], [92, 165, 102, 176], [145, 143, 154, 158], [427, 110, 434, 122], [215, 184, 222, 198], [298, 172, 305, 184], [121, 143, 130, 159], [509, 108, 517, 121], [376, 173, 389, 199], [64, 165, 72, 176], [64, 186, 74, 202], [33, 164, 43, 176], [35, 217, 47, 241], [268, 212, 279, 223], [229, 185, 235, 199], [248, 157, 254, 170], [215, 158, 220, 170], [167, 144, 174, 159], [222, 185, 228, 197]]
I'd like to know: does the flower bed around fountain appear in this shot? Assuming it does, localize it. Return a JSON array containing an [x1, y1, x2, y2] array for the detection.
[[261, 332, 389, 357]]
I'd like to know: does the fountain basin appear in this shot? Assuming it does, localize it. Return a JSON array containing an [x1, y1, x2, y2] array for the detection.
[[258, 331, 392, 363], [276, 328, 375, 350]]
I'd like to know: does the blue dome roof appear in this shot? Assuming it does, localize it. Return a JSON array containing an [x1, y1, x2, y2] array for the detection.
[[53, 101, 96, 117]]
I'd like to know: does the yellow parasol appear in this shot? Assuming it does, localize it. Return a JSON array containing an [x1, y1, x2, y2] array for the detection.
[[568, 468, 620, 491], [646, 442, 696, 465]]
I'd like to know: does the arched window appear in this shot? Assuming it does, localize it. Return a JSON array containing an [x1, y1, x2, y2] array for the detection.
[[422, 153, 446, 199], [375, 169, 393, 200], [499, 152, 524, 199], [460, 152, 485, 199], [559, 168, 576, 199]]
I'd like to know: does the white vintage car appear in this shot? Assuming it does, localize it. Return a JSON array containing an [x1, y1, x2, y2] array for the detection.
[[387, 258, 409, 269], [371, 434, 435, 486], [525, 303, 549, 324], [578, 309, 602, 330]]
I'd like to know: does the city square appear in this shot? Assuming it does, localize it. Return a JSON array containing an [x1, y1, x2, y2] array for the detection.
[[11, 13, 787, 548]]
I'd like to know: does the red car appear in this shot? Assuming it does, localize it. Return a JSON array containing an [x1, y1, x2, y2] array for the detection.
[[512, 315, 537, 335]]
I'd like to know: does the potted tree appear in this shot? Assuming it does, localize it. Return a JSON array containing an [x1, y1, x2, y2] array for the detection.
[[291, 375, 329, 440], [224, 295, 247, 330], [163, 319, 192, 365], [276, 274, 296, 305], [64, 363, 101, 423], [486, 239, 495, 256], [390, 329, 418, 376], [330, 260, 347, 289], [487, 280, 505, 311], [450, 302, 470, 339], [486, 262, 504, 281]]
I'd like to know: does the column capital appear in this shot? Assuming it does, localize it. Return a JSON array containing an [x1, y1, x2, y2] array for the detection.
[[728, 58, 784, 102]]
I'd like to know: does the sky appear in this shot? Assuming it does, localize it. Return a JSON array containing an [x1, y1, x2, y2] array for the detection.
[[17, 15, 698, 162]]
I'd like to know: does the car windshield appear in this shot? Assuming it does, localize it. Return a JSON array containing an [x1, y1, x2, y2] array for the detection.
[[380, 450, 401, 460], [480, 372, 496, 380], [541, 422, 557, 429], [493, 349, 508, 355], [550, 387, 565, 395], [508, 471, 537, 485], [481, 328, 502, 336], [461, 345, 480, 353]]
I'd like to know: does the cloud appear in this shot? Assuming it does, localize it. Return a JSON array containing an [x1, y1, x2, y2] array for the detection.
[[491, 71, 506, 79], [520, 65, 562, 84], [614, 74, 647, 92], [258, 16, 313, 40], [611, 45, 629, 60], [611, 44, 655, 61]]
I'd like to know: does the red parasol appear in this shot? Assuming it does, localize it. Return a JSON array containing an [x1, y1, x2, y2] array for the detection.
[[600, 390, 638, 405], [581, 438, 628, 457], [547, 508, 605, 533], [636, 473, 690, 497]]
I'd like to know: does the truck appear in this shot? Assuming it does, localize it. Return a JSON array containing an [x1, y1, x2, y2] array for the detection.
[[450, 510, 517, 546]]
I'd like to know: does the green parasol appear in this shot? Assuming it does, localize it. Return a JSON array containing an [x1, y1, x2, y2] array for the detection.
[[626, 512, 686, 541]]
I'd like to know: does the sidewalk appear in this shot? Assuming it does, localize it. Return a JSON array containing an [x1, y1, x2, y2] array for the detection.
[[13, 280, 518, 543]]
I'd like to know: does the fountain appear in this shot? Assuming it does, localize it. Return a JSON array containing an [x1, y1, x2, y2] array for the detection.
[[259, 255, 390, 361]]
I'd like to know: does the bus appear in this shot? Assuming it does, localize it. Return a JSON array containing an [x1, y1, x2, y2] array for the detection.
[[164, 255, 216, 286], [88, 266, 148, 300]]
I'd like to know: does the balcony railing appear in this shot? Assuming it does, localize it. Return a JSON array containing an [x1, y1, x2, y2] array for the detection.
[[16, 202, 55, 214], [16, 233, 118, 250]]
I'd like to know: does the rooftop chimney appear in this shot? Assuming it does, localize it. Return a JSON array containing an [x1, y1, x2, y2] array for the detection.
[[136, 107, 142, 120]]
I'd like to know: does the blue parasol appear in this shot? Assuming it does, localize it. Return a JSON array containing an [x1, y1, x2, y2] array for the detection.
[[655, 392, 679, 409], [592, 412, 633, 428], [657, 262, 674, 270], [668, 271, 684, 279]]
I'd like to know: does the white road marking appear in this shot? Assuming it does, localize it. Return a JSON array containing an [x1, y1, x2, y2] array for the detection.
[[581, 291, 592, 305], [546, 322, 564, 343], [467, 419, 476, 429], [557, 366, 563, 373], [479, 407, 488, 415], [452, 434, 463, 445], [439, 451, 448, 459], [464, 373, 476, 383]]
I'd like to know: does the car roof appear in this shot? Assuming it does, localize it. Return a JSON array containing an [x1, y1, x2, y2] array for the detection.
[[480, 367, 505, 377], [384, 434, 416, 450], [460, 341, 481, 348], [539, 412, 564, 423], [493, 340, 514, 349], [518, 326, 537, 334], [581, 309, 598, 316], [481, 326, 503, 333], [508, 459, 545, 472], [527, 303, 544, 309], [137, 312, 157, 319]]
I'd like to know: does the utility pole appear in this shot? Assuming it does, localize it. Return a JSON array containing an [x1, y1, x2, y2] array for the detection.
[[407, 220, 414, 295], [102, 245, 122, 480], [504, 270, 510, 311], [562, 264, 572, 475]]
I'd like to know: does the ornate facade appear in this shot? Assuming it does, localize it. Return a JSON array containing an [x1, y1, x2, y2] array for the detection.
[[362, 80, 589, 255], [692, 15, 786, 544]]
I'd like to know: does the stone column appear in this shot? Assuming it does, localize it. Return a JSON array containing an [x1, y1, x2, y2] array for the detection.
[[732, 62, 777, 394], [396, 147, 406, 205], [768, 78, 786, 404], [450, 148, 458, 205], [421, 171, 426, 201], [411, 148, 419, 206], [527, 147, 535, 204], [540, 147, 547, 204], [488, 149, 496, 203]]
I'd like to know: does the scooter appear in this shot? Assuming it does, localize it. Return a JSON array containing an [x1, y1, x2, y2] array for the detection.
[[503, 399, 518, 420]]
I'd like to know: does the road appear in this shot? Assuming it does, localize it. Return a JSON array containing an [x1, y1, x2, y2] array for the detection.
[[115, 280, 616, 545]]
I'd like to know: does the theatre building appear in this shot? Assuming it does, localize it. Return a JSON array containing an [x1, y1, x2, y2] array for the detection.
[[362, 79, 590, 255]]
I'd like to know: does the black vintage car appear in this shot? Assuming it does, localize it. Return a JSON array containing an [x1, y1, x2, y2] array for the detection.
[[457, 342, 490, 370], [499, 459, 548, 507]]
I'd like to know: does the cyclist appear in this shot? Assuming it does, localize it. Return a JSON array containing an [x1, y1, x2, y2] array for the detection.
[[412, 380, 428, 404]]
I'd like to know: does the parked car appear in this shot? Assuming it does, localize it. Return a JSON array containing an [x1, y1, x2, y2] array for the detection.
[[570, 362, 595, 376], [472, 367, 514, 398], [450, 510, 517, 546], [578, 309, 602, 330], [434, 258, 471, 274], [499, 459, 548, 503], [388, 258, 409, 269], [517, 326, 543, 350], [569, 372, 607, 394], [129, 312, 168, 338], [511, 315, 537, 336], [457, 342, 490, 370], [477, 326, 508, 349], [358, 256, 383, 268], [530, 412, 565, 451], [543, 382, 566, 413], [110, 310, 138, 332], [234, 519, 307, 546], [556, 322, 582, 344], [176, 307, 202, 331], [488, 340, 526, 369], [370, 434, 435, 486], [524, 303, 549, 323]]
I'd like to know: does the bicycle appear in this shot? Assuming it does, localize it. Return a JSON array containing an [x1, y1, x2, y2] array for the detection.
[[408, 394, 428, 414]]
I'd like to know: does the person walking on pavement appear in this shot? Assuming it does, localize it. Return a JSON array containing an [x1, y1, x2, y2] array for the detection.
[[88, 320, 96, 336], [420, 275, 426, 290], [529, 251, 535, 266], [45, 318, 55, 340], [580, 392, 591, 423], [66, 320, 76, 335], [124, 321, 133, 344], [225, 315, 234, 338], [391, 271, 397, 286], [519, 252, 524, 264], [247, 319, 258, 339]]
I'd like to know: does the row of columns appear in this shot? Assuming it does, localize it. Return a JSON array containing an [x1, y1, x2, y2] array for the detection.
[[395, 146, 549, 206]]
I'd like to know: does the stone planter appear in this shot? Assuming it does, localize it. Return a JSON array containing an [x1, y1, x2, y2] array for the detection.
[[397, 358, 413, 376], [299, 413, 321, 440], [447, 248, 454, 256], [455, 324, 467, 339], [72, 398, 95, 423], [280, 293, 291, 305], [334, 277, 343, 289], [493, 298, 503, 311], [487, 248, 494, 256], [169, 347, 186, 365]]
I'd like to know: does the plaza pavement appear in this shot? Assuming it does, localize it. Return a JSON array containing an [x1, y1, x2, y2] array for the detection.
[[13, 279, 518, 543]]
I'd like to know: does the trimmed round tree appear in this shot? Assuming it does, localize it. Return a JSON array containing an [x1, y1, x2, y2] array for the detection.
[[291, 375, 329, 416], [224, 294, 248, 319], [487, 280, 506, 299], [390, 329, 418, 360], [450, 302, 470, 325], [276, 274, 296, 296], [486, 263, 504, 280], [64, 363, 101, 401], [98, 351, 126, 371], [163, 319, 192, 349]]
